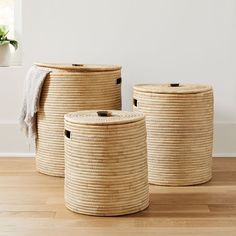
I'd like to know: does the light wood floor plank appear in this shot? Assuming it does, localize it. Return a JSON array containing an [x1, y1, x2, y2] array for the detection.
[[0, 157, 235, 235]]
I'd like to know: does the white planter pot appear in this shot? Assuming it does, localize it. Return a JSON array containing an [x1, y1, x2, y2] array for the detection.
[[0, 44, 11, 66]]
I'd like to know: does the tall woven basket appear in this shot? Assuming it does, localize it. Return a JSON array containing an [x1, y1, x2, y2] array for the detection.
[[133, 84, 214, 186], [64, 110, 149, 216], [35, 63, 122, 177]]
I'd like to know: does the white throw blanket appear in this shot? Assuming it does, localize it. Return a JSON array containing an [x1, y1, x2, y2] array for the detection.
[[19, 65, 51, 141]]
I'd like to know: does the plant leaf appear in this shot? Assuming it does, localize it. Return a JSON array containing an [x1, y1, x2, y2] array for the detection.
[[0, 25, 18, 50], [9, 39, 18, 50], [0, 40, 10, 46], [0, 25, 9, 38]]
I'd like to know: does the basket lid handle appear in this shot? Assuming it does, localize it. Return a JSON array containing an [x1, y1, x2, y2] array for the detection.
[[97, 111, 112, 117], [72, 64, 84, 66], [170, 83, 180, 87]]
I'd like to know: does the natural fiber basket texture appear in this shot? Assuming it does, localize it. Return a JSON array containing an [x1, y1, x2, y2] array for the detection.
[[133, 84, 214, 186], [64, 110, 149, 216], [35, 63, 122, 177]]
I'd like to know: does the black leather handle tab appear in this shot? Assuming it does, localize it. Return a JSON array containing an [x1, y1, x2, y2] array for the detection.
[[170, 83, 180, 87], [72, 64, 83, 66], [116, 78, 122, 84], [65, 130, 71, 138], [97, 111, 112, 117]]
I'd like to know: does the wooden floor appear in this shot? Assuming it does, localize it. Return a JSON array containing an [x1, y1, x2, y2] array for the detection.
[[0, 158, 236, 236]]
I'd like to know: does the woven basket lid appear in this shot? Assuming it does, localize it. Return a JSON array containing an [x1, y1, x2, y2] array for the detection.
[[35, 63, 121, 72], [134, 84, 212, 94], [65, 110, 145, 125]]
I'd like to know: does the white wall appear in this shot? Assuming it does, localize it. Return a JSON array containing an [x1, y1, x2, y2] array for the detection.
[[0, 0, 235, 156]]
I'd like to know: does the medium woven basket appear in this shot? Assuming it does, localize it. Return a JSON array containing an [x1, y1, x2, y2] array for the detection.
[[35, 63, 122, 177], [64, 110, 149, 216], [133, 84, 214, 186]]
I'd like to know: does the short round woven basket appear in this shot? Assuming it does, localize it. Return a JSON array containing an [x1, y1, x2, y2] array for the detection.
[[133, 84, 214, 186], [64, 110, 149, 216], [35, 63, 122, 177]]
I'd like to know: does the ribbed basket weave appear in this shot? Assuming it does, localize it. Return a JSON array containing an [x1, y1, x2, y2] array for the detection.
[[133, 84, 214, 186], [64, 110, 149, 216], [35, 63, 122, 177]]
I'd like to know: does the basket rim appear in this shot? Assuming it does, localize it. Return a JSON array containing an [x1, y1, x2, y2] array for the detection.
[[134, 83, 212, 94], [64, 110, 145, 125], [35, 63, 121, 72]]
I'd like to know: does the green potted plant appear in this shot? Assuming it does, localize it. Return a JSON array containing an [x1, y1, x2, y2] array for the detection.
[[0, 25, 18, 66]]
